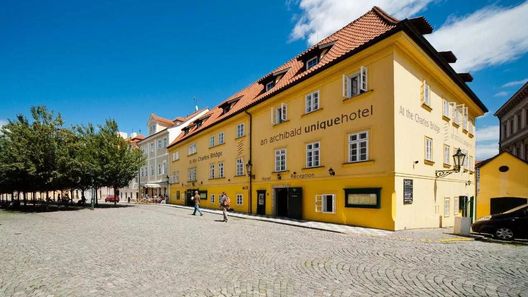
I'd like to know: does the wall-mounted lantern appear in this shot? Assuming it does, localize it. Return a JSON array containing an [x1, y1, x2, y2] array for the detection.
[[328, 168, 336, 176], [435, 148, 466, 178]]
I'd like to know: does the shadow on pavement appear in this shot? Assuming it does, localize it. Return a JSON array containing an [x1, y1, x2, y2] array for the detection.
[[0, 202, 134, 213]]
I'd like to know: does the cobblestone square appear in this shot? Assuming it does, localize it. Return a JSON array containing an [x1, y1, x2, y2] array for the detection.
[[1, 205, 527, 297]]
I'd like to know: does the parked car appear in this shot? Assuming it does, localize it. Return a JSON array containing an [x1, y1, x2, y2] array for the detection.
[[472, 204, 528, 240], [104, 195, 119, 203]]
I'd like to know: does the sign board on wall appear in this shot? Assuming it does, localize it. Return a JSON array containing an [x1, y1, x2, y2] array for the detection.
[[403, 179, 413, 205]]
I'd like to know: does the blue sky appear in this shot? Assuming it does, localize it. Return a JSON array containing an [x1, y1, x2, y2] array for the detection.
[[1, 0, 527, 159]]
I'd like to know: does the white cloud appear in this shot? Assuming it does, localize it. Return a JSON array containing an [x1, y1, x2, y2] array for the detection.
[[476, 142, 499, 160], [290, 0, 432, 45], [494, 91, 509, 97], [428, 2, 528, 72], [502, 78, 528, 88], [476, 125, 499, 143]]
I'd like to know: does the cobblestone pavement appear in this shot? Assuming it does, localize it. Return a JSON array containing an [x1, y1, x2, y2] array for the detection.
[[1, 205, 527, 297]]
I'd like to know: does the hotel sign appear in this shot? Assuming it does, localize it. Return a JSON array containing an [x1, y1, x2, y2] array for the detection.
[[403, 179, 413, 205]]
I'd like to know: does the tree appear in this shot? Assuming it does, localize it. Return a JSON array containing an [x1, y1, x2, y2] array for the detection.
[[95, 120, 145, 205]]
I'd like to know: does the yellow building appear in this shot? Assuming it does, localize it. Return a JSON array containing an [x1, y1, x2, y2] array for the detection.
[[476, 152, 528, 218], [167, 7, 487, 230]]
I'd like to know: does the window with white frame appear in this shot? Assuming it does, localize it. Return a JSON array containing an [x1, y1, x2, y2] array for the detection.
[[209, 163, 215, 179], [157, 139, 162, 148], [236, 124, 245, 138], [271, 103, 287, 125], [348, 131, 368, 162], [162, 160, 167, 175], [453, 104, 463, 125], [343, 66, 367, 98], [150, 143, 155, 155], [236, 158, 244, 176], [454, 197, 459, 215], [306, 142, 320, 168], [163, 138, 167, 148], [210, 194, 215, 203], [421, 80, 431, 107], [218, 162, 224, 178], [151, 165, 154, 176], [462, 106, 468, 130], [158, 164, 162, 175], [236, 194, 243, 205], [173, 170, 179, 183], [188, 167, 197, 181], [275, 148, 287, 171], [209, 136, 215, 147], [306, 56, 319, 70], [149, 124, 156, 135], [305, 91, 320, 113], [188, 143, 197, 155], [443, 144, 450, 165], [218, 132, 224, 144], [265, 81, 275, 91], [315, 194, 335, 213], [172, 151, 180, 161], [444, 197, 450, 217], [425, 137, 433, 161], [442, 99, 450, 118]]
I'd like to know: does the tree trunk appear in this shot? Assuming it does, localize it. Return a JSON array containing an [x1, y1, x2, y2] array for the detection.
[[95, 189, 99, 206], [114, 187, 119, 206]]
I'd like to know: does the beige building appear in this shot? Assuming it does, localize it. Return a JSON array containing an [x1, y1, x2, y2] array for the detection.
[[496, 82, 528, 161], [139, 110, 208, 199]]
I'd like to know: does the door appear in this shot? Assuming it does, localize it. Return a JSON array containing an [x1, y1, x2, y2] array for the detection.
[[257, 190, 266, 215], [185, 189, 197, 206], [287, 187, 303, 220], [276, 188, 288, 217]]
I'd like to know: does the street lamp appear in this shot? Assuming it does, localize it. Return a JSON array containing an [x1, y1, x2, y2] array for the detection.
[[435, 148, 466, 178], [245, 161, 254, 179]]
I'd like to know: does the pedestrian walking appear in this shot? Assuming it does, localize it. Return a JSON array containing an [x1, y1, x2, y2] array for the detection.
[[219, 192, 230, 222], [192, 190, 203, 216]]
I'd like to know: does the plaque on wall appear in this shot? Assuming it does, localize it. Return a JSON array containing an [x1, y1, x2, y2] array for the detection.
[[403, 179, 413, 205]]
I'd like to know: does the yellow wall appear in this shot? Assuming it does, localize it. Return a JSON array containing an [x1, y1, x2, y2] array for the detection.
[[476, 153, 528, 218], [167, 32, 485, 231], [392, 34, 478, 229]]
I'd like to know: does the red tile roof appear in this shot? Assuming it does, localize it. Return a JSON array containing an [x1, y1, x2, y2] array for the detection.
[[150, 113, 175, 127], [168, 6, 486, 148]]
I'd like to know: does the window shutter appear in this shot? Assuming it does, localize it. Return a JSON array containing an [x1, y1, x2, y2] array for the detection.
[[315, 195, 322, 213], [281, 103, 287, 121], [360, 66, 368, 92], [343, 74, 350, 98], [332, 195, 336, 213]]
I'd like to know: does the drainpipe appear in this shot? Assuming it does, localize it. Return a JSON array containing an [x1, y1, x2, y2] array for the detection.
[[244, 110, 253, 214]]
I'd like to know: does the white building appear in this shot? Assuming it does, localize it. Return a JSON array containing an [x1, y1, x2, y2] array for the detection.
[[138, 110, 208, 199]]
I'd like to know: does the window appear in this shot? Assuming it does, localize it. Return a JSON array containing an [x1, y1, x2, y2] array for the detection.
[[453, 104, 463, 125], [176, 190, 180, 200], [425, 137, 433, 162], [163, 138, 167, 148], [209, 136, 215, 148], [442, 99, 450, 118], [236, 124, 245, 138], [218, 132, 224, 144], [265, 81, 275, 91], [188, 143, 197, 155], [306, 142, 320, 168], [236, 194, 243, 205], [162, 160, 167, 175], [150, 143, 155, 155], [343, 66, 367, 98], [462, 106, 468, 130], [173, 170, 179, 183], [345, 188, 381, 208], [454, 197, 459, 216], [443, 144, 450, 165], [188, 167, 197, 182], [149, 124, 156, 135], [158, 164, 162, 175], [348, 131, 368, 162], [172, 151, 180, 161], [271, 103, 287, 124], [209, 163, 215, 179], [218, 162, 224, 178], [157, 140, 162, 149], [210, 194, 215, 203], [315, 194, 335, 213], [151, 165, 154, 176], [275, 148, 287, 172], [305, 91, 320, 113], [421, 80, 431, 107], [306, 56, 319, 70], [444, 197, 450, 217], [236, 159, 244, 176]]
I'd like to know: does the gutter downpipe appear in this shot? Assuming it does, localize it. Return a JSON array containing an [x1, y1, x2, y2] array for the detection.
[[244, 110, 253, 214]]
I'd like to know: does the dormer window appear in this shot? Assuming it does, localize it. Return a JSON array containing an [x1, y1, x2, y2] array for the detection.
[[182, 127, 190, 135], [265, 81, 275, 92], [220, 97, 241, 115], [194, 119, 202, 129], [306, 56, 319, 70]]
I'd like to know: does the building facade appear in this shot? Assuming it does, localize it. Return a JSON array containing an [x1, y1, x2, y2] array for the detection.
[[495, 82, 528, 161], [167, 7, 487, 230], [118, 133, 145, 201], [138, 111, 208, 199]]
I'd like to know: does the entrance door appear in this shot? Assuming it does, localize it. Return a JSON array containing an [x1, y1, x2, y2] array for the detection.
[[276, 188, 288, 217], [257, 190, 266, 215], [287, 187, 303, 220], [185, 189, 197, 206]]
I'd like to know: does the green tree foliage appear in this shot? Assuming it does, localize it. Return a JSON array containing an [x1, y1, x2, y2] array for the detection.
[[0, 106, 145, 207]]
